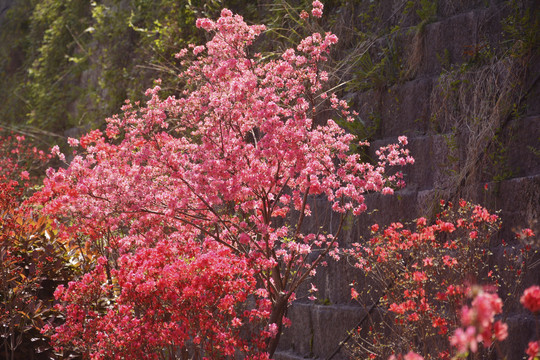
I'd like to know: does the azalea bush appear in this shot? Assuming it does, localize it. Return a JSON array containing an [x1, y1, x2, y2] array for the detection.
[[0, 131, 83, 359], [33, 2, 413, 358], [392, 283, 540, 360], [0, 130, 50, 192], [347, 200, 536, 359], [0, 189, 81, 359]]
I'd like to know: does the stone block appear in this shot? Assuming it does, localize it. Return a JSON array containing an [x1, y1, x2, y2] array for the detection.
[[380, 78, 433, 137], [457, 175, 539, 243], [273, 350, 314, 360], [501, 314, 537, 360], [359, 188, 420, 228], [525, 53, 540, 117], [0, 0, 15, 25], [305, 255, 368, 305], [431, 133, 460, 190], [278, 303, 314, 357], [503, 116, 540, 178], [352, 89, 383, 139], [277, 303, 368, 359], [437, 0, 491, 18], [492, 175, 539, 223], [310, 305, 367, 359], [419, 10, 483, 76]]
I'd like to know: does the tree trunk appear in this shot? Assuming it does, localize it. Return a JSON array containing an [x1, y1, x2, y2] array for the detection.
[[267, 295, 288, 357]]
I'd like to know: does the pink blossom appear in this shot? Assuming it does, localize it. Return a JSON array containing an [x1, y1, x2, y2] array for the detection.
[[398, 136, 408, 145], [67, 137, 79, 147], [51, 145, 65, 162], [526, 341, 540, 360], [413, 271, 427, 282], [196, 18, 214, 30], [493, 320, 508, 341], [450, 326, 477, 353], [388, 351, 425, 360], [451, 288, 506, 355], [238, 233, 250, 245], [193, 45, 205, 55], [521, 285, 540, 313], [404, 351, 424, 360], [175, 48, 188, 58], [268, 323, 278, 337], [311, 7, 323, 18]]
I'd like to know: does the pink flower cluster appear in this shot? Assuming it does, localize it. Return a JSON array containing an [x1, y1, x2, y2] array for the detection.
[[347, 200, 511, 358], [450, 287, 507, 354], [527, 340, 540, 360], [389, 352, 424, 360], [522, 285, 540, 360], [521, 285, 540, 313], [47, 244, 263, 358], [311, 0, 324, 18]]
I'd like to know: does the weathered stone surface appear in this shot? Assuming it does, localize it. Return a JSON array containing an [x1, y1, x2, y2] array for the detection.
[[277, 303, 314, 356], [419, 8, 503, 76], [501, 314, 538, 360], [431, 134, 461, 190], [525, 53, 540, 117], [489, 175, 540, 242], [504, 116, 540, 178], [380, 78, 433, 137], [273, 350, 314, 360], [280, 1, 539, 358], [277, 303, 367, 359], [437, 0, 493, 18]]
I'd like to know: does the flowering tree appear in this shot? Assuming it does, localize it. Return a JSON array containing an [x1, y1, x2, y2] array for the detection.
[[34, 3, 413, 358]]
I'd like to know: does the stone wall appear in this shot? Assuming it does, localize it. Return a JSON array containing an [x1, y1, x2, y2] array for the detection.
[[275, 0, 539, 358]]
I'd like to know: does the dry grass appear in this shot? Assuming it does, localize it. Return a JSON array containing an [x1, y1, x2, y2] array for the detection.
[[430, 53, 528, 199]]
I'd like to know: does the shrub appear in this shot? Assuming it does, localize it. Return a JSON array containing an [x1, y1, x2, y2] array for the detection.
[[347, 200, 535, 359], [0, 131, 80, 359]]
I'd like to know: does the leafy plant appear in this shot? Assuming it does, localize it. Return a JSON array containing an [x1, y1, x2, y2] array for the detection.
[[0, 131, 81, 360]]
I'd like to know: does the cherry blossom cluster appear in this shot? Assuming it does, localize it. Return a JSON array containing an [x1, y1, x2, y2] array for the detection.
[[311, 0, 324, 18], [389, 284, 540, 360]]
